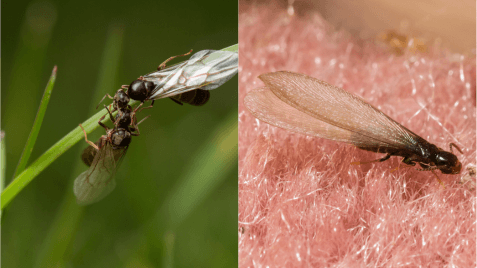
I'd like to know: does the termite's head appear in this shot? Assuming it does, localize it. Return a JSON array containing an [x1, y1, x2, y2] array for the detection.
[[435, 151, 462, 174]]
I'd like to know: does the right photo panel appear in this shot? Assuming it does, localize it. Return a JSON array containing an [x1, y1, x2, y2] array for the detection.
[[239, 1, 476, 267]]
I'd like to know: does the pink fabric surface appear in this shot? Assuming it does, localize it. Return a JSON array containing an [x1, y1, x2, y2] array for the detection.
[[238, 5, 476, 267]]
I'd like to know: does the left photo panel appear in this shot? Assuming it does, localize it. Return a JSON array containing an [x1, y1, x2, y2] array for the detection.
[[1, 1, 238, 267]]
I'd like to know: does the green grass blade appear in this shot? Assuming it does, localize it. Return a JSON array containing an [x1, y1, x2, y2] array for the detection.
[[141, 111, 238, 264], [13, 66, 57, 177], [163, 231, 176, 268], [120, 110, 237, 264], [33, 25, 125, 268], [1, 105, 122, 209], [0, 132, 4, 219], [1, 131, 6, 195], [160, 112, 237, 228], [222, 44, 238, 52]]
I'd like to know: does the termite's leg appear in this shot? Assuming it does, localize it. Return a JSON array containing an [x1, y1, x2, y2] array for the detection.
[[351, 154, 391, 165], [449, 143, 463, 154], [389, 157, 417, 173], [415, 166, 439, 172], [414, 164, 445, 187], [401, 157, 417, 166], [431, 170, 445, 188], [79, 124, 99, 150]]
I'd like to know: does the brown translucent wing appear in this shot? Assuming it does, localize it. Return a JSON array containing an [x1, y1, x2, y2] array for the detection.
[[245, 71, 421, 151], [245, 87, 387, 148]]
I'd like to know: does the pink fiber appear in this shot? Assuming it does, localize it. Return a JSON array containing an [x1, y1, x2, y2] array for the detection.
[[239, 4, 476, 268]]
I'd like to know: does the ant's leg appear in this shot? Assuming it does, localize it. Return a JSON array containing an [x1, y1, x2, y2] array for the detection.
[[133, 102, 144, 113], [131, 101, 155, 129], [103, 104, 127, 127], [79, 124, 99, 150], [136, 100, 155, 114], [98, 104, 116, 130], [122, 75, 145, 88], [98, 113, 108, 131], [157, 49, 192, 70], [96, 94, 114, 110], [170, 98, 184, 106], [98, 120, 109, 131], [133, 100, 155, 117], [137, 104, 154, 113], [449, 143, 463, 154], [103, 104, 116, 122], [130, 115, 151, 136], [121, 84, 132, 90], [351, 154, 391, 165], [136, 114, 150, 126]]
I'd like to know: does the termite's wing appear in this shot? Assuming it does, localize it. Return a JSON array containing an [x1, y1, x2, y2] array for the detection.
[[244, 87, 392, 149], [258, 71, 420, 150], [73, 142, 127, 205], [145, 50, 238, 100]]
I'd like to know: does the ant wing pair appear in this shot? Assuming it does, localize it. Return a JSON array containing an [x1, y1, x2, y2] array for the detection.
[[143, 50, 239, 100], [74, 131, 129, 205]]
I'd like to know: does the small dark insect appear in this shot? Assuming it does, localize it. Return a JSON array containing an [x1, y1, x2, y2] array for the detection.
[[75, 101, 147, 205], [80, 105, 147, 167], [244, 71, 462, 179], [74, 48, 238, 205], [75, 124, 133, 205], [97, 49, 238, 114]]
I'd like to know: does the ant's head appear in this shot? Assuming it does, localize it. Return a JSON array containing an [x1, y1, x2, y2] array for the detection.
[[127, 80, 155, 102], [110, 128, 131, 149], [114, 89, 130, 110]]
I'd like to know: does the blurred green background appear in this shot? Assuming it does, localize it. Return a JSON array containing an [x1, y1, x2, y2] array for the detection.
[[1, 0, 238, 267]]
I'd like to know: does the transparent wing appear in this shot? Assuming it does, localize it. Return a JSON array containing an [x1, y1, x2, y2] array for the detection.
[[245, 71, 422, 151], [74, 140, 128, 205], [144, 50, 238, 100], [81, 140, 101, 166]]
